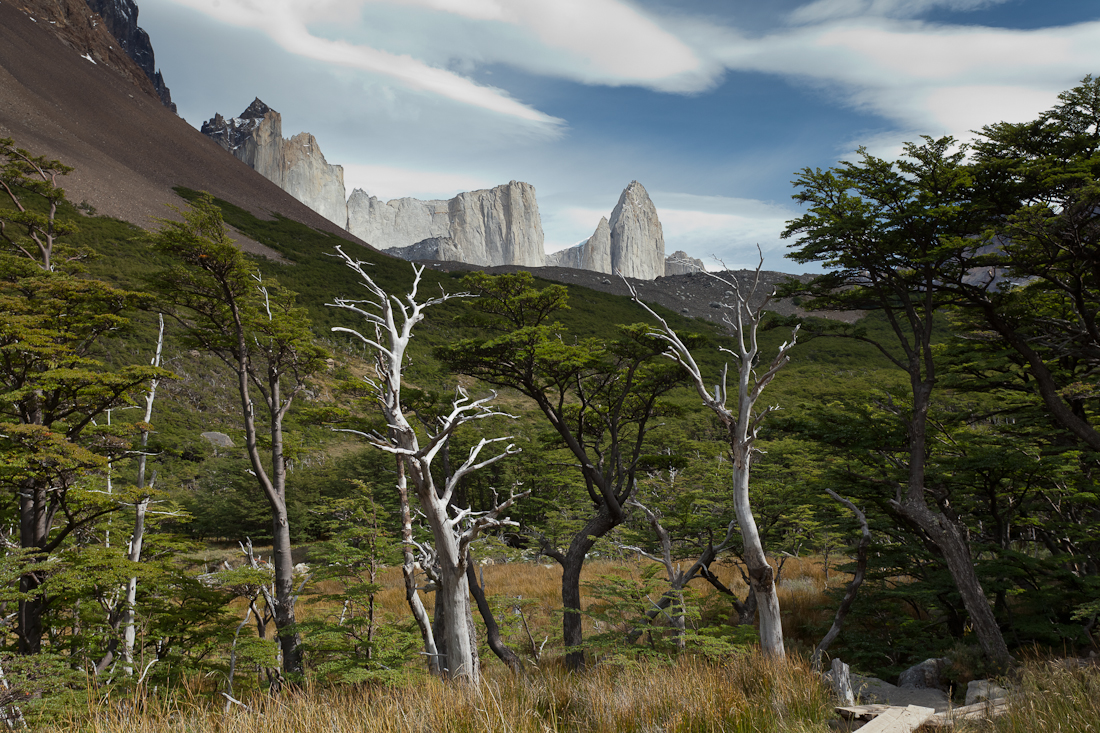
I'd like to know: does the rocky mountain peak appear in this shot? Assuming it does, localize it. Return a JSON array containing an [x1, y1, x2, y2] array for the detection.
[[609, 180, 664, 280], [201, 100, 347, 228], [239, 97, 272, 120], [84, 0, 174, 111]]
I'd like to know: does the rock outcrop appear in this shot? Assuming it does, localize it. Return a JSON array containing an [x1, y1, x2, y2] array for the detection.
[[544, 181, 666, 280], [665, 250, 705, 276], [201, 99, 348, 228], [84, 0, 174, 111], [546, 217, 613, 273], [13, 0, 165, 106], [348, 181, 545, 267], [610, 181, 665, 280], [383, 236, 462, 262]]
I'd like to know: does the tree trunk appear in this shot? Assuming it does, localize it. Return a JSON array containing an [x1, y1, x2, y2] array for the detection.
[[731, 442, 785, 657], [438, 555, 478, 683], [557, 511, 613, 672], [121, 497, 149, 675], [560, 551, 587, 672], [270, 509, 300, 675], [467, 552, 523, 673], [396, 458, 439, 674], [895, 498, 1012, 666], [18, 478, 47, 655]]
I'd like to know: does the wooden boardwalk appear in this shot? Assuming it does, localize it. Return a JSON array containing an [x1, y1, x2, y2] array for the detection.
[[837, 698, 1008, 731]]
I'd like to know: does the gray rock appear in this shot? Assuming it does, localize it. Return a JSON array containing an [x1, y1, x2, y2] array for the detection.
[[546, 217, 613, 274], [200, 432, 234, 448], [202, 100, 348, 228], [385, 236, 463, 262], [665, 250, 705, 276], [850, 673, 951, 712], [610, 181, 664, 280], [348, 181, 545, 267], [898, 657, 951, 689], [965, 679, 1009, 706]]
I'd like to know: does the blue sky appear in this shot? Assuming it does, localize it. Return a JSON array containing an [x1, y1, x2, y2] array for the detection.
[[137, 0, 1100, 273]]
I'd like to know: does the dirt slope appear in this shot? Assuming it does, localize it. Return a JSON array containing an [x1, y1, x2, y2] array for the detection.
[[0, 1, 368, 254]]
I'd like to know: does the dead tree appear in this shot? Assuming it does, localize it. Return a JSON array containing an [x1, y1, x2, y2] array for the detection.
[[812, 489, 871, 671], [328, 250, 525, 684], [625, 253, 798, 658]]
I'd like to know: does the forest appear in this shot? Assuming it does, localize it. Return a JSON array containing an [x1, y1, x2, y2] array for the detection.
[[1, 78, 1099, 732]]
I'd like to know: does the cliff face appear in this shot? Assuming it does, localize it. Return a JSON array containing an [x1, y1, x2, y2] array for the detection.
[[546, 217, 613, 273], [84, 0, 174, 110], [348, 181, 545, 267], [545, 182, 668, 280], [610, 181, 665, 280], [201, 99, 349, 228]]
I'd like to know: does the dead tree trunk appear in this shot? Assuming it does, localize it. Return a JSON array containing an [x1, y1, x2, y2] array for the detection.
[[626, 256, 797, 658], [330, 251, 526, 684], [812, 489, 870, 671]]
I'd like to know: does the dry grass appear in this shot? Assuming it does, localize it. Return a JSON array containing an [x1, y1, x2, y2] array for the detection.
[[51, 654, 833, 733], [948, 660, 1100, 733]]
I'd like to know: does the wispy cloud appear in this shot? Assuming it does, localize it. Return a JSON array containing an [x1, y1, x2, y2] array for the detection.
[[164, 0, 565, 128], [342, 163, 495, 200], [787, 0, 1010, 24], [709, 18, 1100, 140]]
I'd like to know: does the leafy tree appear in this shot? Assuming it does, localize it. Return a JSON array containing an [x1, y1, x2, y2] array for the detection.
[[962, 75, 1100, 451], [0, 148, 163, 654], [437, 272, 684, 670], [0, 138, 76, 272], [151, 194, 327, 678], [783, 136, 1012, 665]]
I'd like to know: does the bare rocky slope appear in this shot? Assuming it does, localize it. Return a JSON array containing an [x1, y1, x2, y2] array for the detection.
[[0, 1, 368, 254]]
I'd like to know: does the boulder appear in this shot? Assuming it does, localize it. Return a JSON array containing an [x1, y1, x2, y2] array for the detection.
[[898, 657, 951, 689], [965, 679, 1009, 705], [200, 431, 234, 448], [665, 250, 705, 275]]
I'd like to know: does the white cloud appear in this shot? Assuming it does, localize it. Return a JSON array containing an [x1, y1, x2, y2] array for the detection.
[[709, 18, 1100, 141], [655, 195, 799, 271], [385, 0, 705, 83], [161, 0, 564, 128], [788, 0, 1008, 24], [342, 164, 495, 200]]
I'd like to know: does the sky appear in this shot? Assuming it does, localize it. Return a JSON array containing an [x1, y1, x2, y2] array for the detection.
[[136, 0, 1100, 273]]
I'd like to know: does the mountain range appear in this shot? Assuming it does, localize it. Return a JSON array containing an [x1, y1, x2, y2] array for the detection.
[[0, 0, 812, 318]]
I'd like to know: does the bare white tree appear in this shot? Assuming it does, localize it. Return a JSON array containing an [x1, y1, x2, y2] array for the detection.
[[623, 254, 798, 658], [328, 248, 525, 683]]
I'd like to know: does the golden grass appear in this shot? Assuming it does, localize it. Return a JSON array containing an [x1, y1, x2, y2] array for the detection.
[[949, 660, 1100, 733], [53, 654, 833, 733]]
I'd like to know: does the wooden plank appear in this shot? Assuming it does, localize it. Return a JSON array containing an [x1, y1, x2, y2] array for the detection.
[[857, 704, 935, 733], [837, 704, 893, 720], [924, 698, 1009, 728]]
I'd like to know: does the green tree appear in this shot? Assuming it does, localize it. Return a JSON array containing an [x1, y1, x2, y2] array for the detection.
[[151, 194, 327, 679], [962, 75, 1100, 451], [0, 149, 163, 654], [0, 138, 76, 272], [437, 272, 684, 670], [783, 136, 1012, 665]]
